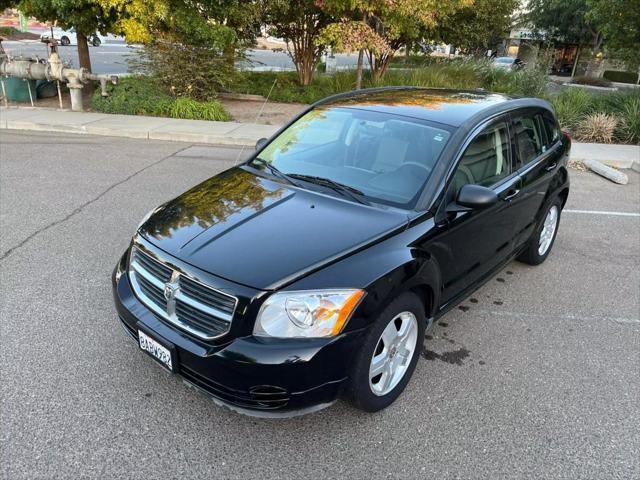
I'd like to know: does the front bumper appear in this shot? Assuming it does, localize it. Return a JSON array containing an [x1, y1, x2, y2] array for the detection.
[[112, 251, 364, 415]]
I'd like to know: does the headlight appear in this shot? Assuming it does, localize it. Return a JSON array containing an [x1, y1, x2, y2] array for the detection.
[[254, 289, 365, 338]]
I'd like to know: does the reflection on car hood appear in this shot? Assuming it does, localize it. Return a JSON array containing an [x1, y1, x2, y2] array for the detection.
[[138, 168, 408, 290]]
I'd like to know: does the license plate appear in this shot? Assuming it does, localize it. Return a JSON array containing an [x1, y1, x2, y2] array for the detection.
[[138, 329, 175, 372]]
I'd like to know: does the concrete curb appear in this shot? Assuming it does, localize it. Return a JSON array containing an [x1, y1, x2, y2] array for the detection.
[[0, 107, 279, 147], [570, 142, 640, 169]]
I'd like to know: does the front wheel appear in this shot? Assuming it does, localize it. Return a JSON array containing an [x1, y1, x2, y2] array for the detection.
[[92, 37, 101, 47], [346, 292, 426, 412], [60, 36, 70, 46], [518, 197, 562, 265]]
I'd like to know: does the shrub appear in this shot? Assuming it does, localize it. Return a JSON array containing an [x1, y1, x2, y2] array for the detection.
[[615, 96, 640, 144], [0, 26, 17, 37], [131, 41, 235, 101], [570, 76, 613, 88], [170, 97, 231, 121], [92, 77, 173, 116], [576, 113, 619, 143], [92, 77, 231, 121], [603, 70, 639, 84], [550, 88, 594, 131]]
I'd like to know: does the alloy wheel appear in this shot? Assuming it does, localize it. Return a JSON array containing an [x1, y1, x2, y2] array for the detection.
[[538, 205, 559, 256], [369, 311, 418, 396]]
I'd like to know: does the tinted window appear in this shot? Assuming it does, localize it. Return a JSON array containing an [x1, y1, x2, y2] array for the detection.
[[256, 107, 452, 209], [542, 113, 560, 147], [453, 121, 511, 192], [513, 114, 544, 164]]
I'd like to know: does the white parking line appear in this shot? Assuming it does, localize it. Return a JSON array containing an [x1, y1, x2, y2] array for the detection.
[[564, 209, 640, 217]]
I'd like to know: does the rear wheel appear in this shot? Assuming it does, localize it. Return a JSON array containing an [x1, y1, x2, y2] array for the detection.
[[60, 36, 70, 46], [517, 197, 562, 265], [346, 292, 425, 412], [92, 36, 101, 47]]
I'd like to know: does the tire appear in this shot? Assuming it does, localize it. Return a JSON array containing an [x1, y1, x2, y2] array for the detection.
[[60, 36, 70, 46], [517, 196, 562, 265], [92, 37, 101, 47], [346, 292, 426, 412]]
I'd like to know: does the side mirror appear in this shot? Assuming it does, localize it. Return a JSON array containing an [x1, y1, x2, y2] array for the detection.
[[452, 184, 498, 211], [255, 137, 268, 151]]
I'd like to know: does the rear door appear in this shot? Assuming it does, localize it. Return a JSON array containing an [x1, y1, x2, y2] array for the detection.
[[432, 116, 522, 305], [509, 108, 562, 249]]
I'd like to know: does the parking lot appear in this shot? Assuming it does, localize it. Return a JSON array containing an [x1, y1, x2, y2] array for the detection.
[[1, 130, 638, 479]]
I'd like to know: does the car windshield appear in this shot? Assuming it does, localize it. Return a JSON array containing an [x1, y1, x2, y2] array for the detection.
[[253, 107, 452, 209], [495, 57, 514, 64]]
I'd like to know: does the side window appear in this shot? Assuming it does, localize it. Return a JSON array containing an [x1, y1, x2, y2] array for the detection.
[[453, 121, 511, 193], [512, 113, 544, 164], [542, 113, 561, 147]]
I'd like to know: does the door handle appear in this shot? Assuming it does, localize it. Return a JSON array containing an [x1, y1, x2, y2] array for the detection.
[[504, 189, 520, 201], [545, 162, 557, 172]]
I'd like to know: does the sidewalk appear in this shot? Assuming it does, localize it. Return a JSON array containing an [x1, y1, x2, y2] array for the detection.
[[0, 107, 279, 147], [1, 106, 638, 169]]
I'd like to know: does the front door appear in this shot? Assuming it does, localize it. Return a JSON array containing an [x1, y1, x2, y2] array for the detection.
[[430, 117, 521, 307]]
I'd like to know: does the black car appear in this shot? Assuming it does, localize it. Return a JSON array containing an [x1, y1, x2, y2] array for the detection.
[[113, 88, 570, 415]]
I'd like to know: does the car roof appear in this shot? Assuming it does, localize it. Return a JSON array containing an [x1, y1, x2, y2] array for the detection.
[[314, 87, 552, 128]]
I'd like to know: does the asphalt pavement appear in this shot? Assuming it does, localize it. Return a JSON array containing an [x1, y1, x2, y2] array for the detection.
[[1, 41, 140, 75], [0, 42, 359, 74], [0, 130, 638, 479]]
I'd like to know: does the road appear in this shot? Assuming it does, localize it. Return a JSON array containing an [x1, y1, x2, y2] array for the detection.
[[1, 41, 359, 74], [1, 130, 638, 479]]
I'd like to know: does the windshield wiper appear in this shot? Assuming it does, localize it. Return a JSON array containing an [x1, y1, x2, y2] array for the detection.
[[288, 174, 371, 206], [250, 158, 300, 187]]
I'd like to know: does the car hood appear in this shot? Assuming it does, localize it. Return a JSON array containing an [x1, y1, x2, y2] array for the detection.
[[138, 168, 408, 290]]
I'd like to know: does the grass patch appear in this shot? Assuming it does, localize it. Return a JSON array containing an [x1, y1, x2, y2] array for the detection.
[[92, 77, 230, 121], [229, 59, 550, 103]]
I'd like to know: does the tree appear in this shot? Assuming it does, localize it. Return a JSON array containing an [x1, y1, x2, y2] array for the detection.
[[19, 0, 122, 74], [587, 0, 640, 69], [527, 0, 600, 48], [261, 0, 333, 86], [434, 0, 519, 55], [319, 0, 472, 82]]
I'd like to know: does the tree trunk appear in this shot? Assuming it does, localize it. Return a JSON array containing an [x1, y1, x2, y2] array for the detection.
[[76, 32, 93, 95], [76, 32, 92, 72], [356, 49, 364, 90], [570, 46, 581, 78], [223, 42, 235, 69]]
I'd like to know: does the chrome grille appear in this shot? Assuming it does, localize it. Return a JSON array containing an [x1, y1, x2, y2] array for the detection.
[[129, 248, 237, 340]]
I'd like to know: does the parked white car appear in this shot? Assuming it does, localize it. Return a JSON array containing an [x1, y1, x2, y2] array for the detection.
[[40, 28, 104, 47]]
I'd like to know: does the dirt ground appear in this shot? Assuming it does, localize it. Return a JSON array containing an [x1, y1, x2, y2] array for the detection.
[[220, 98, 306, 125]]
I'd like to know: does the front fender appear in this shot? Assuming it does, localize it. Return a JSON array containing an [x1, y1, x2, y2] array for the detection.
[[287, 218, 442, 331]]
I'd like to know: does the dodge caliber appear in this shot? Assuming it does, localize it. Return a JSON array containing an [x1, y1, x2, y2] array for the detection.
[[113, 88, 570, 415]]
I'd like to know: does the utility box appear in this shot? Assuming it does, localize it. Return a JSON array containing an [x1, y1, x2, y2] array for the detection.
[[4, 77, 37, 102]]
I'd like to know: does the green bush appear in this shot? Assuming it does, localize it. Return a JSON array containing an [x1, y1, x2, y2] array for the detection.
[[570, 76, 613, 88], [92, 77, 230, 121], [550, 88, 594, 131], [549, 88, 640, 143], [130, 41, 236, 101], [170, 97, 231, 121], [603, 70, 639, 84], [0, 27, 17, 37], [615, 96, 640, 143]]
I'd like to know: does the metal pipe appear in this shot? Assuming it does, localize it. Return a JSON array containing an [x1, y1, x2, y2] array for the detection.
[[0, 49, 118, 111], [26, 78, 34, 106], [0, 77, 7, 107]]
